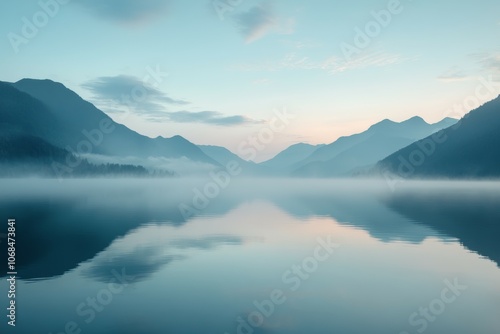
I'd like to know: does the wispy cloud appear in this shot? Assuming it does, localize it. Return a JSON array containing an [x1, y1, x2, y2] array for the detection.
[[437, 52, 500, 83], [281, 40, 322, 50], [252, 78, 272, 85], [476, 52, 500, 76], [233, 3, 295, 43], [438, 66, 470, 82], [165, 110, 263, 126], [82, 75, 188, 119], [73, 0, 170, 23], [233, 51, 407, 74], [321, 52, 406, 74], [82, 76, 261, 125], [465, 51, 500, 81]]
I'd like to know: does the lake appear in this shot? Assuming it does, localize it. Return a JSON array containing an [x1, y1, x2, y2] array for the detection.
[[0, 179, 499, 334]]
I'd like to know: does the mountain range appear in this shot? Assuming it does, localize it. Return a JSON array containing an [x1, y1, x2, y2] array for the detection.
[[0, 133, 152, 177], [1, 78, 498, 179], [11, 79, 215, 163], [0, 79, 217, 177], [289, 116, 457, 177], [378, 95, 500, 178], [260, 143, 324, 172]]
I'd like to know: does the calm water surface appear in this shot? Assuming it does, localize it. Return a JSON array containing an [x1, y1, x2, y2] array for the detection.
[[0, 179, 499, 334]]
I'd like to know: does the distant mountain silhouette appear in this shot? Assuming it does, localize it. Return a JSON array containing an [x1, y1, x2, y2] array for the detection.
[[198, 145, 266, 175], [0, 133, 152, 177], [260, 143, 323, 171], [292, 116, 457, 177], [378, 95, 500, 178], [3, 79, 216, 165], [6, 77, 499, 180]]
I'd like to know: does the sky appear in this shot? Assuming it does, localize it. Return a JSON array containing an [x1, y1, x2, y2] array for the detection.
[[1, 0, 499, 161]]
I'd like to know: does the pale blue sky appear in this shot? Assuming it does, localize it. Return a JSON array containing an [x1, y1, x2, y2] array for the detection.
[[1, 0, 499, 161]]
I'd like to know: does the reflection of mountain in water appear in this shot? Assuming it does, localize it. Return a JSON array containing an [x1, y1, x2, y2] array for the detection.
[[384, 185, 500, 267], [82, 235, 244, 283], [269, 192, 437, 243], [0, 196, 183, 280], [1, 180, 498, 282], [0, 180, 192, 281], [0, 180, 245, 281], [240, 182, 499, 268]]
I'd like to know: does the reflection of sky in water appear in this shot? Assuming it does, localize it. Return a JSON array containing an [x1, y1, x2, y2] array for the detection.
[[0, 179, 499, 334]]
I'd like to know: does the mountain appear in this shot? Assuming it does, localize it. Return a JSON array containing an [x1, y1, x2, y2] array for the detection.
[[292, 116, 458, 177], [0, 133, 152, 177], [198, 145, 266, 175], [4, 79, 217, 166], [0, 81, 61, 140], [260, 143, 323, 171], [378, 95, 500, 178]]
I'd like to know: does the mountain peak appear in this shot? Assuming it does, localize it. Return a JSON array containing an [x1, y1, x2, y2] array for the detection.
[[0, 82, 218, 167], [407, 116, 424, 121], [16, 78, 67, 89], [402, 116, 428, 125], [369, 116, 428, 131], [167, 135, 192, 145], [378, 95, 500, 178], [367, 119, 396, 131], [13, 78, 80, 106], [288, 142, 315, 149]]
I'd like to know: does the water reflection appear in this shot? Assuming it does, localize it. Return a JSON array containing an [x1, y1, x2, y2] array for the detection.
[[0, 179, 499, 282], [385, 182, 500, 266], [0, 179, 498, 334], [82, 235, 244, 282]]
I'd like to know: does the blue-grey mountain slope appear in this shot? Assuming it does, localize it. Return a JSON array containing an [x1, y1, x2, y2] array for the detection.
[[198, 145, 266, 175], [8, 79, 216, 165], [0, 133, 152, 177], [378, 95, 500, 178], [260, 143, 324, 171], [293, 116, 457, 177]]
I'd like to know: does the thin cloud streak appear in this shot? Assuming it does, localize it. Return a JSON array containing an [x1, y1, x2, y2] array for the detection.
[[82, 75, 188, 119], [437, 67, 470, 82], [72, 0, 170, 23], [233, 3, 295, 43], [82, 76, 261, 125], [232, 51, 408, 74], [166, 110, 264, 126]]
